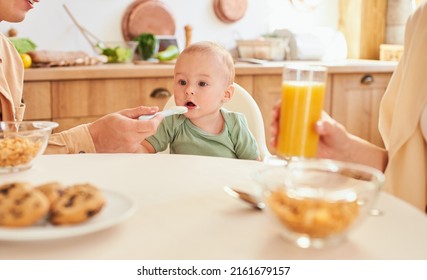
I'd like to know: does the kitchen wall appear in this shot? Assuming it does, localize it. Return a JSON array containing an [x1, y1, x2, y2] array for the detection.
[[0, 0, 338, 55], [385, 0, 417, 45]]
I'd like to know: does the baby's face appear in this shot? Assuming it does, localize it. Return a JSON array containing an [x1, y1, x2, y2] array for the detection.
[[173, 51, 232, 120]]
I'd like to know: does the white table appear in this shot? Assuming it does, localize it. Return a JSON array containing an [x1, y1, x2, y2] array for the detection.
[[1, 153, 427, 260]]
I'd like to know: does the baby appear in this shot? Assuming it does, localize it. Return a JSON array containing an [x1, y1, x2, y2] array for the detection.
[[140, 41, 259, 160]]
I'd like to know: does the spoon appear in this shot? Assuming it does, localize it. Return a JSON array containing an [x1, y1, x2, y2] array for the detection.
[[223, 186, 265, 210], [138, 106, 188, 120], [223, 186, 384, 216]]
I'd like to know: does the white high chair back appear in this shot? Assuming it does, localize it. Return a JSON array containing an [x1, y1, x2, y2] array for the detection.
[[162, 83, 272, 159]]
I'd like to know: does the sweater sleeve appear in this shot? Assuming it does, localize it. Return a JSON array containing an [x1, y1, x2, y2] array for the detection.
[[45, 124, 96, 154]]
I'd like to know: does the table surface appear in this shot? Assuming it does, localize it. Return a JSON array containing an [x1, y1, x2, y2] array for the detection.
[[1, 154, 426, 260]]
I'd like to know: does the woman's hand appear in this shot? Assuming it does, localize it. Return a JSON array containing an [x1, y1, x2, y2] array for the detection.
[[88, 106, 164, 153], [315, 112, 353, 161], [270, 100, 281, 149]]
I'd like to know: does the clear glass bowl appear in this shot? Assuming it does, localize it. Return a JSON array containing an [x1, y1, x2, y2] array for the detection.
[[0, 121, 58, 173], [254, 157, 385, 249], [99, 41, 138, 63]]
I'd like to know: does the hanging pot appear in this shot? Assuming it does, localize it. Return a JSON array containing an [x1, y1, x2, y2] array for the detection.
[[122, 0, 176, 40], [213, 0, 248, 24]]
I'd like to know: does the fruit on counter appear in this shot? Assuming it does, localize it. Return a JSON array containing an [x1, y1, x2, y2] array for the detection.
[[9, 37, 37, 54], [7, 28, 18, 37], [20, 53, 32, 69], [101, 47, 130, 63], [153, 45, 179, 62], [134, 33, 157, 60], [97, 43, 135, 63]]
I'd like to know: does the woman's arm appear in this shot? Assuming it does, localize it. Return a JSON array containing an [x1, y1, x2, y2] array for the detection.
[[315, 114, 388, 171]]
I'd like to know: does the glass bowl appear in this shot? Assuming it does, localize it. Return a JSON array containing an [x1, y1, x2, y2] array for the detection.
[[0, 121, 58, 173], [98, 41, 138, 63], [254, 158, 384, 249]]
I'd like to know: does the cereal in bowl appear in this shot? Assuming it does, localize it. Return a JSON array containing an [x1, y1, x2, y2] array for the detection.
[[0, 137, 41, 167], [267, 189, 359, 238]]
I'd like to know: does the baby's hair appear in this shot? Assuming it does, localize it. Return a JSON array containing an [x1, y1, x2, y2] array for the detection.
[[180, 41, 235, 84]]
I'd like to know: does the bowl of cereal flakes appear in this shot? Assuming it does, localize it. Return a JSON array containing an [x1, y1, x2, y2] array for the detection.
[[254, 157, 384, 249], [0, 121, 58, 173]]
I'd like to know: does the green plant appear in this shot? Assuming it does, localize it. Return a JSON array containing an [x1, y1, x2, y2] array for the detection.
[[9, 37, 37, 54], [133, 33, 157, 60]]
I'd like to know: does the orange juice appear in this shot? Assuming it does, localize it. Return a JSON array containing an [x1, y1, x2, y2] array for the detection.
[[277, 80, 325, 158]]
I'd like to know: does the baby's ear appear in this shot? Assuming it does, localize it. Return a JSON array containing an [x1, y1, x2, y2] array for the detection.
[[222, 84, 235, 103]]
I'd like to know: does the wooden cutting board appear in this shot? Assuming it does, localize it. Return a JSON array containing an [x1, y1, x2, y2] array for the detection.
[[122, 0, 176, 40], [213, 0, 248, 23]]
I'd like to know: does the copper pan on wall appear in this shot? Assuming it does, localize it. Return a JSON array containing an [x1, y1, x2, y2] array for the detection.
[[213, 0, 248, 24], [122, 0, 176, 40]]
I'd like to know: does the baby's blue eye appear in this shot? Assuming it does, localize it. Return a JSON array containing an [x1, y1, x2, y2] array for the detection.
[[199, 81, 208, 87], [179, 80, 187, 85]]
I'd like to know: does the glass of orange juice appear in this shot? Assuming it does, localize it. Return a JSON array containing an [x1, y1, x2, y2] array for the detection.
[[276, 65, 327, 159]]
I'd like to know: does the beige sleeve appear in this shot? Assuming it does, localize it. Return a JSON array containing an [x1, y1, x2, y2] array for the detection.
[[378, 3, 427, 212], [45, 124, 96, 154]]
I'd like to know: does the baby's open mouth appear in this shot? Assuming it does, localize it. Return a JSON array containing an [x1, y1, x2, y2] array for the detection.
[[185, 101, 198, 109]]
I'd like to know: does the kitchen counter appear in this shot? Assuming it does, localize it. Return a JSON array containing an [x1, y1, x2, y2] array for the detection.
[[235, 59, 397, 75], [24, 59, 397, 81]]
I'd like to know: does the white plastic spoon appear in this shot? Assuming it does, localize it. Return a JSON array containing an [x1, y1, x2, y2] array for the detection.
[[138, 106, 188, 121]]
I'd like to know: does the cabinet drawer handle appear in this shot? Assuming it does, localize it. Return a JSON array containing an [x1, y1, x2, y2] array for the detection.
[[150, 88, 172, 98], [360, 74, 374, 85]]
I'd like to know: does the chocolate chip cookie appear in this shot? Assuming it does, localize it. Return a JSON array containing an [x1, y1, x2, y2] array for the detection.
[[0, 182, 50, 227], [35, 181, 65, 206], [50, 183, 105, 225]]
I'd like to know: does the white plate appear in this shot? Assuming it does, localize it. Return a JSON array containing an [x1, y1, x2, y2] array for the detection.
[[0, 189, 136, 241]]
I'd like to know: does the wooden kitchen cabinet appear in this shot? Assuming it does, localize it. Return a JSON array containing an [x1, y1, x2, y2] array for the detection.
[[22, 81, 51, 120], [329, 72, 393, 147], [252, 75, 282, 153], [234, 75, 254, 94]]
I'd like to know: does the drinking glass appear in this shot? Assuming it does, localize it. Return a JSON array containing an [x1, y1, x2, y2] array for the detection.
[[276, 64, 327, 159]]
